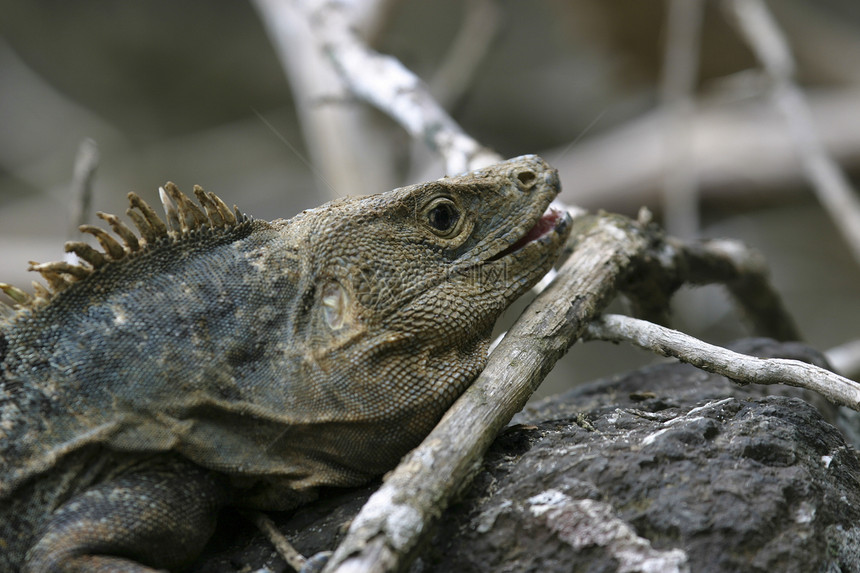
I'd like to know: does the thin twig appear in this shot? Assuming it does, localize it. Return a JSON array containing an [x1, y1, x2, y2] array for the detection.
[[660, 0, 705, 238], [548, 88, 860, 212], [241, 510, 308, 572], [669, 237, 801, 341], [723, 0, 860, 267], [64, 139, 99, 266], [585, 314, 860, 410]]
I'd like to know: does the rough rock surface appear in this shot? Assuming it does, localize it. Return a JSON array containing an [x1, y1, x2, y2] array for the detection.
[[191, 339, 860, 573]]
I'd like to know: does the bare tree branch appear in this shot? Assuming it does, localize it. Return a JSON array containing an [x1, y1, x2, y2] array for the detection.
[[665, 237, 801, 341], [585, 314, 860, 410], [296, 0, 500, 174], [723, 0, 860, 267], [66, 139, 99, 241], [241, 510, 308, 572], [253, 0, 401, 198], [826, 338, 860, 380]]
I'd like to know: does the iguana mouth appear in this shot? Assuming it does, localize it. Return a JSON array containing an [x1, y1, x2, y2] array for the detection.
[[489, 206, 566, 261]]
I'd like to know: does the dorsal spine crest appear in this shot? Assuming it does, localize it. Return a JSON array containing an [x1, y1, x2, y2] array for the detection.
[[0, 183, 245, 314]]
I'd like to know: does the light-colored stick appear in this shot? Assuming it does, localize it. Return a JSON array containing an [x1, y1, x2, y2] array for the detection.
[[65, 139, 99, 265], [429, 0, 501, 110], [252, 0, 400, 198], [723, 0, 860, 267], [826, 339, 860, 381], [297, 0, 500, 174], [585, 314, 860, 411], [242, 510, 307, 572]]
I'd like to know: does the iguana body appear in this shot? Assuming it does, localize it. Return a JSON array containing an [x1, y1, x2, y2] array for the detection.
[[0, 155, 570, 571]]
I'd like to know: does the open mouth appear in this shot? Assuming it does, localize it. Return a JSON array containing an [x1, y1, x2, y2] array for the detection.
[[489, 207, 566, 262]]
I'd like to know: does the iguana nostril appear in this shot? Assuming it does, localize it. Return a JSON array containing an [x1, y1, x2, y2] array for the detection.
[[516, 170, 537, 190]]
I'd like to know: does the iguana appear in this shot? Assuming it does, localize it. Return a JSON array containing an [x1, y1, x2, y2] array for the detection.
[[0, 155, 571, 572]]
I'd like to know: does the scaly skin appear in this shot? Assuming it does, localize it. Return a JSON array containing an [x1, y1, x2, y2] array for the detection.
[[0, 155, 571, 571]]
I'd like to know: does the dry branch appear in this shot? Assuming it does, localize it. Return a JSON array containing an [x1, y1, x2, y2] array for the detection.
[[66, 138, 99, 241], [826, 338, 860, 381], [253, 0, 401, 198], [585, 314, 860, 410], [296, 0, 500, 174], [429, 0, 500, 110], [241, 510, 308, 572], [664, 237, 801, 341]]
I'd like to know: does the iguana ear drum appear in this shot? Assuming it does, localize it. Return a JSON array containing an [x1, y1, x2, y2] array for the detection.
[[321, 280, 350, 331]]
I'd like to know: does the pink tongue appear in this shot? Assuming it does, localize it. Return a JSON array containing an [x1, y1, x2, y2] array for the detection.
[[509, 208, 562, 251], [491, 208, 562, 261]]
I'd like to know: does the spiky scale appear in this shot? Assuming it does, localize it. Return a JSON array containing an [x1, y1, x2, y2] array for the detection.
[[78, 226, 125, 261], [0, 282, 32, 305], [64, 242, 107, 269], [163, 182, 208, 230], [125, 204, 158, 245], [31, 281, 51, 303], [194, 186, 226, 228], [97, 212, 140, 252], [28, 261, 90, 281], [159, 186, 183, 232], [128, 192, 168, 238], [209, 192, 237, 226], [26, 264, 70, 292]]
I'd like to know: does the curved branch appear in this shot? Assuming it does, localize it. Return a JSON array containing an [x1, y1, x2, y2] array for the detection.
[[585, 314, 860, 411], [668, 237, 801, 341]]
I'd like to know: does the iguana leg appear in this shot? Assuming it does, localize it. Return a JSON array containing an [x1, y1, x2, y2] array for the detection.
[[24, 457, 229, 573]]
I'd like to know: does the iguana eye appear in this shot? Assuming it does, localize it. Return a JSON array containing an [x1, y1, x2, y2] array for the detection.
[[424, 198, 461, 237]]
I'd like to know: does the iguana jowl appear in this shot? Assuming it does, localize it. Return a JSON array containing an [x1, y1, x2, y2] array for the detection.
[[0, 155, 571, 571]]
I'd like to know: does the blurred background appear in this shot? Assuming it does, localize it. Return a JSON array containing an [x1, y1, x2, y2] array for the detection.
[[0, 0, 858, 395]]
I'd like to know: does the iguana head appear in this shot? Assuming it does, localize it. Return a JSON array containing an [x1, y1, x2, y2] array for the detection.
[[281, 155, 571, 444]]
